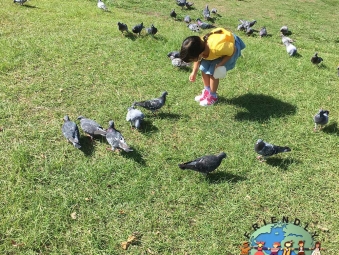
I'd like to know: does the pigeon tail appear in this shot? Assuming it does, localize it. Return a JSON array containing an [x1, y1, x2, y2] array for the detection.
[[93, 129, 107, 136]]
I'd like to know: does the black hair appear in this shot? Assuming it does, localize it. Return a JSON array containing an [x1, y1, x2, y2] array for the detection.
[[179, 29, 223, 62]]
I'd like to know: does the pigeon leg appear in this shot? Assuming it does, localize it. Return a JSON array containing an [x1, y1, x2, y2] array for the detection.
[[313, 123, 318, 132], [256, 155, 262, 160]]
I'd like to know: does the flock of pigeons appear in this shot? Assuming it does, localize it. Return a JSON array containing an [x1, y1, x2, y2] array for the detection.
[[14, 0, 335, 174]]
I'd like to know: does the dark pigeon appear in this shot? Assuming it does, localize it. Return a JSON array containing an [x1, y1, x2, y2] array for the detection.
[[203, 5, 210, 20], [167, 51, 180, 58], [126, 107, 145, 130], [146, 24, 158, 36], [77, 116, 106, 140], [311, 52, 323, 66], [246, 27, 254, 36], [254, 139, 291, 162], [13, 0, 27, 5], [178, 152, 227, 174], [313, 109, 329, 131], [117, 22, 129, 34], [133, 91, 168, 113], [106, 120, 133, 152], [62, 115, 81, 149], [170, 9, 177, 19], [259, 27, 267, 37], [132, 22, 144, 35], [196, 18, 215, 29]]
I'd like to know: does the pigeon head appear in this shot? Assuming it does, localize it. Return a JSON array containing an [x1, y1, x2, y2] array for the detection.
[[320, 109, 329, 116], [108, 120, 115, 129], [255, 139, 265, 150], [162, 91, 168, 97], [63, 115, 70, 122], [218, 152, 227, 159]]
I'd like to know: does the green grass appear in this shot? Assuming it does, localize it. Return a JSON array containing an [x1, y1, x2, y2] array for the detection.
[[1, 0, 339, 254]]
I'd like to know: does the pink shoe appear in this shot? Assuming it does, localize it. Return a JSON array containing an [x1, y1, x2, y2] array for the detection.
[[200, 94, 218, 106], [194, 89, 210, 102]]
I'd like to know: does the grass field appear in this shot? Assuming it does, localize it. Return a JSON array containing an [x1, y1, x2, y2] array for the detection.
[[1, 0, 339, 254]]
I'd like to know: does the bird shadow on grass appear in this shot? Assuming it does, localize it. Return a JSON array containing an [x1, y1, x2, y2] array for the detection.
[[22, 4, 38, 8], [176, 66, 191, 72], [120, 149, 146, 166], [155, 112, 182, 120], [222, 93, 297, 122], [322, 122, 339, 135], [265, 157, 301, 170], [292, 52, 302, 58], [151, 35, 168, 42], [138, 119, 159, 134], [79, 137, 96, 157], [205, 172, 246, 184]]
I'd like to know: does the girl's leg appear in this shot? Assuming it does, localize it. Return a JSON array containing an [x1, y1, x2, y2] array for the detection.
[[209, 76, 219, 94], [201, 71, 210, 90]]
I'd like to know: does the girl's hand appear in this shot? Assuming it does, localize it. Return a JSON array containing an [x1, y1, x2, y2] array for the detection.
[[189, 72, 197, 82]]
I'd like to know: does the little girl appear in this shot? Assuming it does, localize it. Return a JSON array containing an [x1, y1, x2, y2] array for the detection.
[[180, 28, 245, 106]]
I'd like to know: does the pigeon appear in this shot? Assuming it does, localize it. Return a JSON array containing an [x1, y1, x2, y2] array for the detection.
[[246, 27, 254, 36], [259, 27, 267, 37], [97, 0, 108, 11], [283, 41, 297, 56], [176, 0, 186, 9], [280, 26, 289, 35], [211, 8, 217, 14], [170, 9, 177, 19], [184, 15, 191, 23], [185, 1, 194, 8], [237, 23, 246, 31], [178, 152, 227, 174], [313, 109, 329, 131], [254, 139, 291, 162], [106, 120, 133, 152], [132, 22, 144, 36], [281, 35, 294, 44], [146, 24, 158, 36], [126, 107, 145, 130], [188, 23, 200, 32], [311, 52, 323, 66], [167, 51, 180, 58], [196, 18, 215, 29], [62, 115, 81, 149], [77, 116, 107, 140], [203, 5, 210, 20], [170, 56, 191, 68], [117, 22, 129, 34], [13, 0, 27, 5], [133, 91, 168, 113], [248, 20, 257, 28]]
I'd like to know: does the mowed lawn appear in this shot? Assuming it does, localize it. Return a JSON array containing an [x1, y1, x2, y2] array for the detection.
[[0, 0, 338, 254]]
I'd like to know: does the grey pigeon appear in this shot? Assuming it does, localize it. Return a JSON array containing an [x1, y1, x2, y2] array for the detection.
[[211, 8, 217, 14], [237, 23, 246, 31], [283, 40, 297, 56], [132, 22, 144, 35], [170, 9, 177, 19], [185, 1, 194, 8], [106, 120, 133, 152], [280, 26, 288, 35], [281, 35, 294, 44], [170, 56, 191, 68], [77, 116, 106, 140], [311, 52, 323, 66], [313, 109, 329, 131], [146, 24, 158, 36], [133, 91, 168, 113], [117, 22, 129, 34], [188, 23, 200, 32], [178, 152, 227, 174], [203, 5, 210, 20], [62, 115, 81, 149], [13, 0, 27, 5], [259, 27, 267, 37], [126, 107, 145, 130], [237, 19, 251, 31], [184, 15, 191, 23], [196, 18, 215, 29], [255, 139, 291, 162], [97, 0, 108, 11], [167, 51, 180, 58], [176, 0, 186, 9]]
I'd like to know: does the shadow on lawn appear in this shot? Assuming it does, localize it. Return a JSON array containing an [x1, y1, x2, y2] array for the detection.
[[265, 157, 301, 170], [138, 119, 159, 134], [221, 93, 297, 122], [322, 122, 339, 135], [121, 149, 146, 166], [205, 172, 246, 184], [79, 136, 96, 157]]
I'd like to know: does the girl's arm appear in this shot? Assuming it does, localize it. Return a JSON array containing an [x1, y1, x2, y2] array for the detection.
[[215, 46, 237, 68]]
